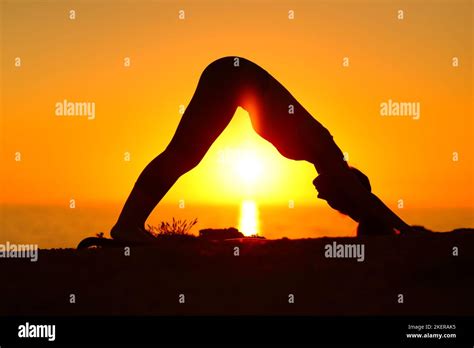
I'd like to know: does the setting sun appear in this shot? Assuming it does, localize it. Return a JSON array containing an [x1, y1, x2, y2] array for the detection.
[[233, 150, 263, 184]]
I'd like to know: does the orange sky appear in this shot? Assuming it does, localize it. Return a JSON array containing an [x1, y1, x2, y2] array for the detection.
[[1, 0, 473, 229]]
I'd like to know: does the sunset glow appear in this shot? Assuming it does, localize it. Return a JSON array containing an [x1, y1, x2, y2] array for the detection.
[[233, 150, 263, 184], [1, 0, 472, 243]]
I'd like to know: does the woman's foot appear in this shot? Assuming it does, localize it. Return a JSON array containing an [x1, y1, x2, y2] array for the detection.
[[110, 224, 156, 243]]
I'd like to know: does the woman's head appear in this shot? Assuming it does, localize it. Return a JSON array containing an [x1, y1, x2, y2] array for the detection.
[[312, 166, 371, 218]]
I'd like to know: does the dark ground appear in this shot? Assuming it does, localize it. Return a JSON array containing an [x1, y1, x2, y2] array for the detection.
[[1, 230, 474, 316]]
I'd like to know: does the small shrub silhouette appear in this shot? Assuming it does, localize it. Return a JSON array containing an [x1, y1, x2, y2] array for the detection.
[[147, 218, 198, 237]]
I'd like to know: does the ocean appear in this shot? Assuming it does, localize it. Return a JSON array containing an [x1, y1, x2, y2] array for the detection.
[[1, 203, 472, 249]]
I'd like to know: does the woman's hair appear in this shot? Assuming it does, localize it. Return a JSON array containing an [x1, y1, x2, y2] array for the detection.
[[349, 167, 371, 192]]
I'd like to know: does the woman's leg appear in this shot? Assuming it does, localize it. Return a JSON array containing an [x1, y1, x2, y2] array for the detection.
[[112, 58, 243, 241], [234, 59, 411, 234]]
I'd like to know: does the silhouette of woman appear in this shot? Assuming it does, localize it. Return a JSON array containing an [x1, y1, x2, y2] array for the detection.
[[111, 57, 411, 242]]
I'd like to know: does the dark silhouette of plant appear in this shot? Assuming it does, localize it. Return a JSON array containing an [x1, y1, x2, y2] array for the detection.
[[147, 218, 198, 237]]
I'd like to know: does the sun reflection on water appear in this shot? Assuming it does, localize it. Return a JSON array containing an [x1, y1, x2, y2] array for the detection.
[[238, 200, 260, 236]]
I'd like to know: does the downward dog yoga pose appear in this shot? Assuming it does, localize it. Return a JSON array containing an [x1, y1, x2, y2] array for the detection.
[[111, 57, 412, 242]]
